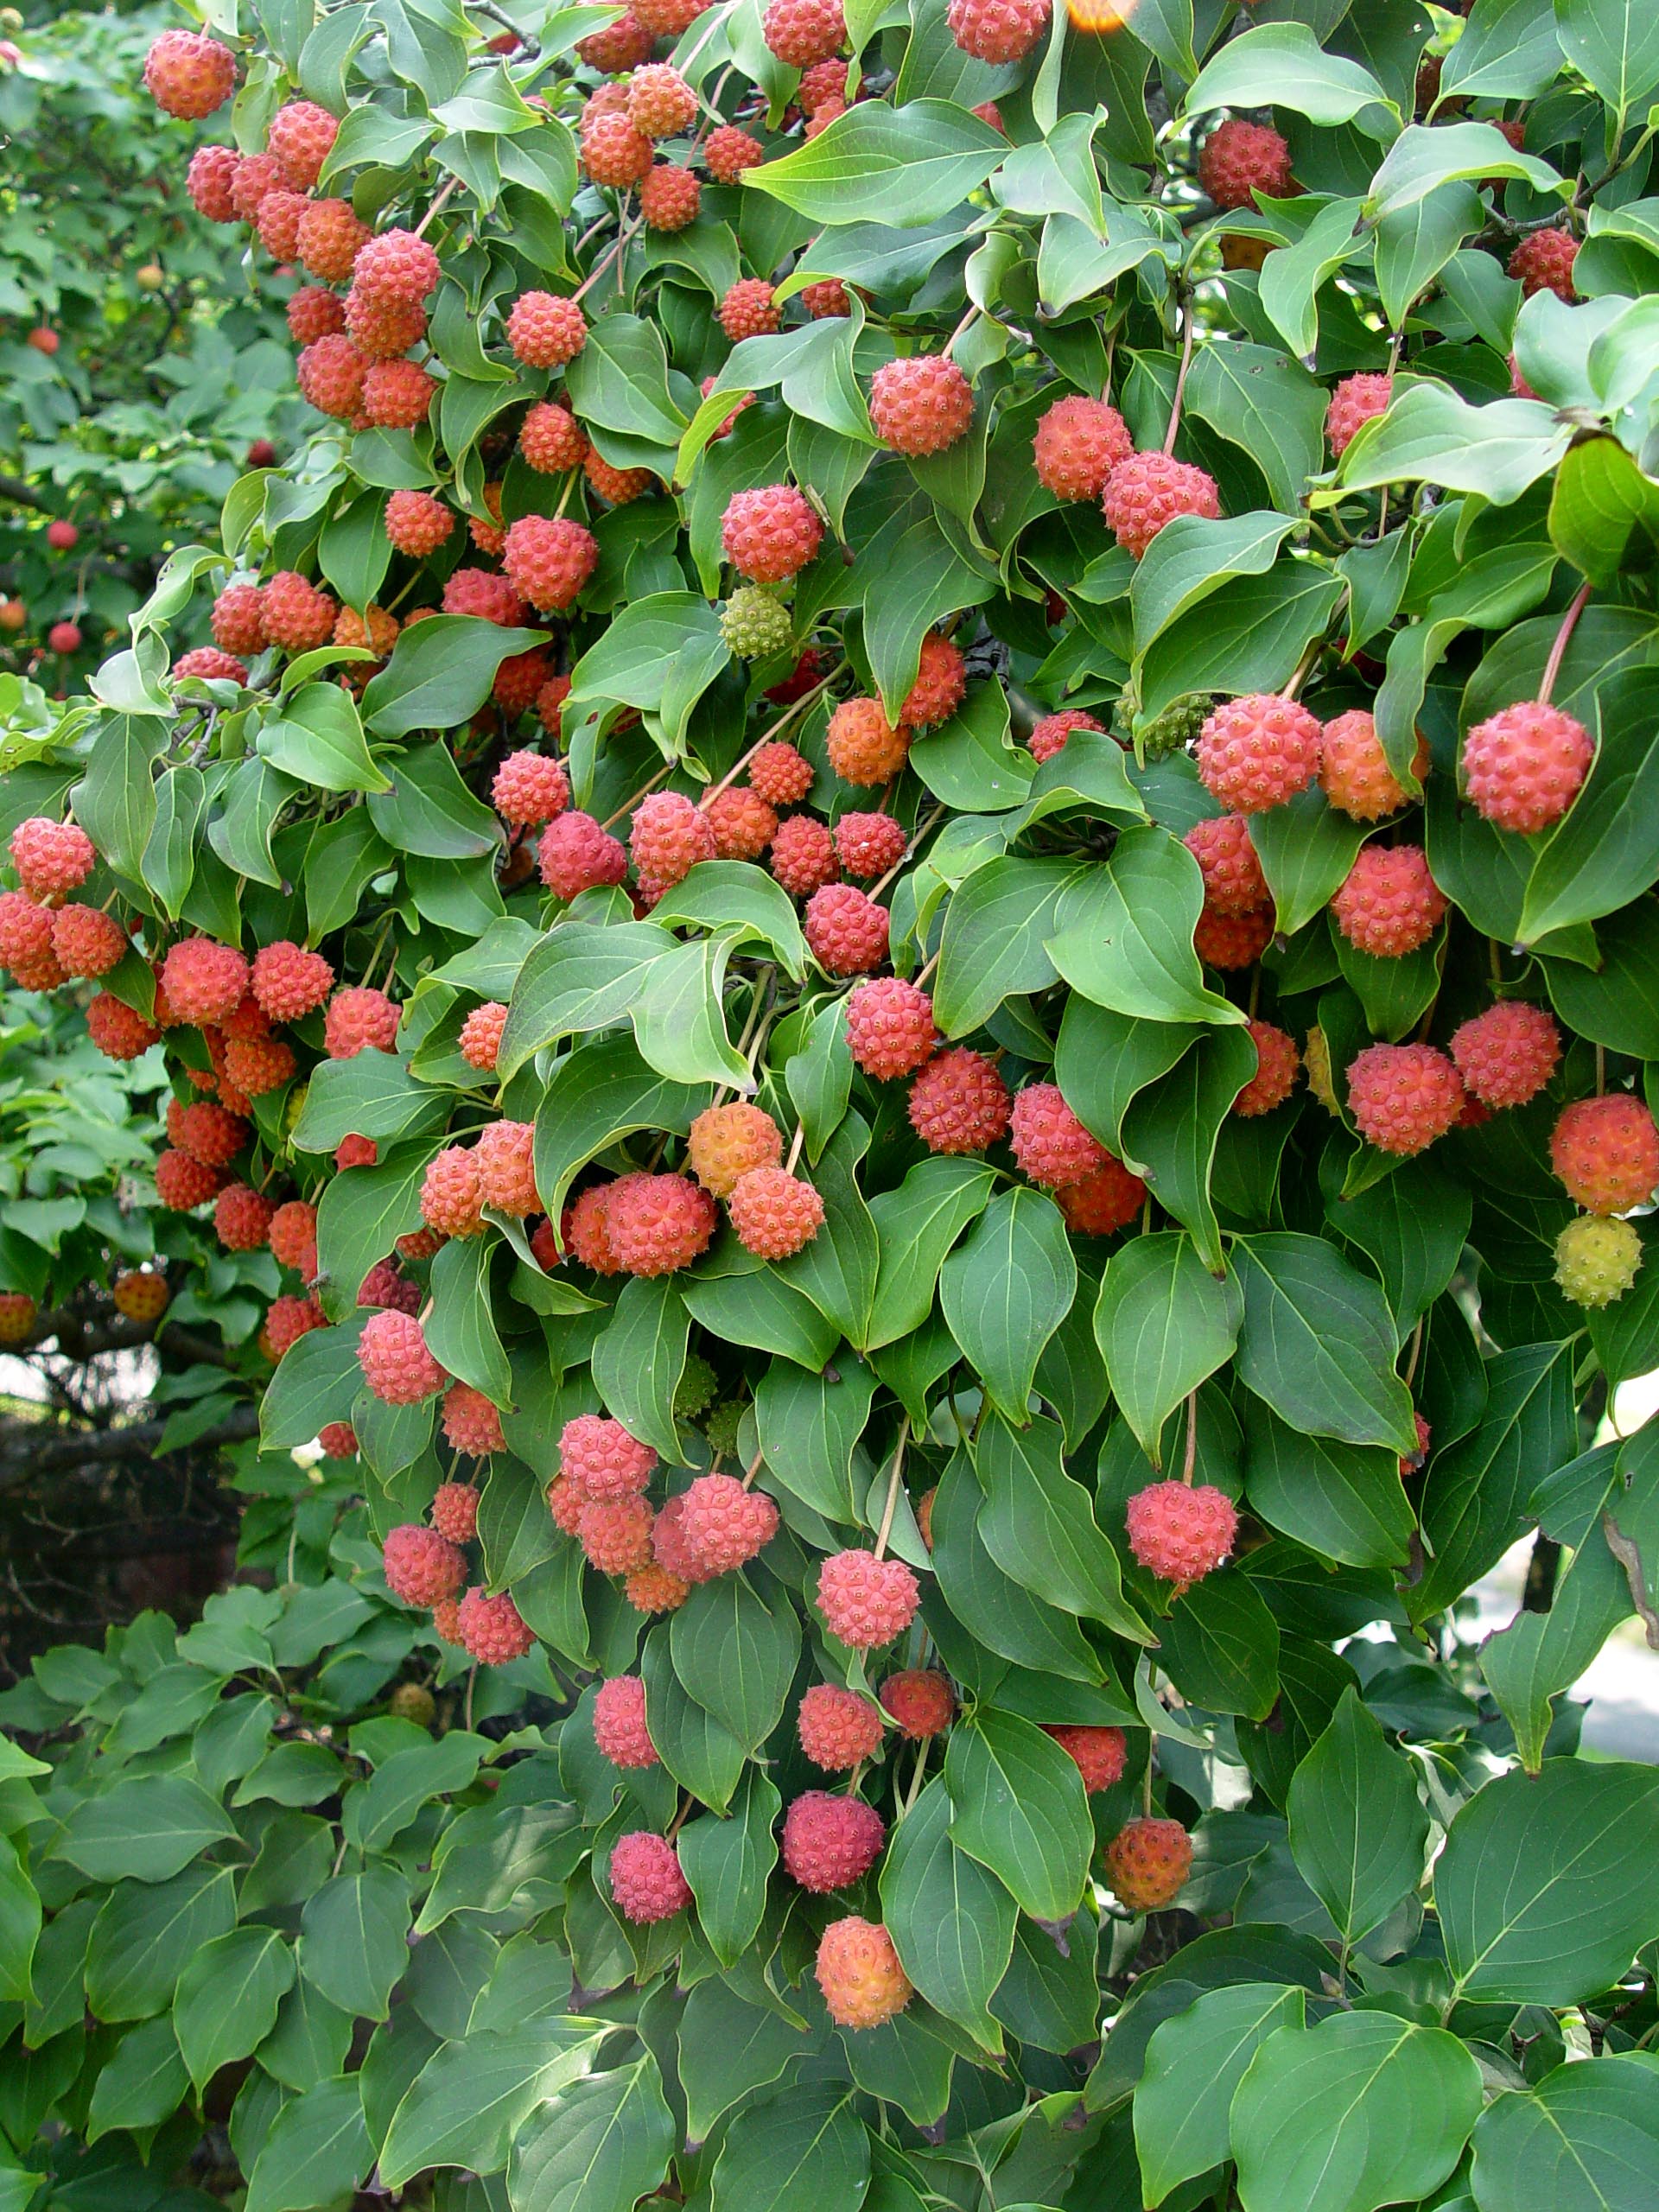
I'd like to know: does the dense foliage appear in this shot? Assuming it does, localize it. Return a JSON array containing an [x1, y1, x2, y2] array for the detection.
[[5, 0, 1659, 2205]]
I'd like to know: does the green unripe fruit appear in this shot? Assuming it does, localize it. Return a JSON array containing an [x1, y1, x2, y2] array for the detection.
[[1135, 694, 1213, 760], [702, 1399, 746, 1459], [675, 1352, 717, 1420], [720, 586, 794, 660], [135, 264, 166, 291], [389, 1681, 436, 1726], [1554, 1214, 1642, 1308]]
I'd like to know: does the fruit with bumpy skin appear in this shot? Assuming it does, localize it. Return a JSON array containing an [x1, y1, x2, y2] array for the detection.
[[361, 357, 435, 429], [88, 992, 160, 1061], [1126, 1480, 1239, 1586], [442, 1383, 505, 1457], [846, 976, 937, 1078], [506, 290, 587, 367], [764, 0, 844, 64], [212, 584, 268, 657], [784, 1792, 886, 1891], [560, 1414, 657, 1502], [388, 1683, 435, 1726], [593, 1675, 658, 1768], [1195, 904, 1274, 969], [251, 941, 334, 1020], [729, 1166, 825, 1257], [1510, 226, 1578, 300], [704, 786, 778, 861], [1347, 1043, 1465, 1156], [673, 1357, 717, 1425], [721, 485, 823, 583], [704, 124, 766, 181], [689, 1103, 782, 1197], [540, 812, 630, 899], [1550, 1094, 1659, 1214], [113, 1270, 169, 1325], [679, 1472, 780, 1574], [267, 99, 338, 188], [626, 60, 697, 135], [156, 1149, 220, 1211], [1033, 396, 1134, 499], [630, 791, 717, 888], [0, 893, 60, 989], [431, 1598, 462, 1643], [144, 29, 235, 117], [456, 1586, 535, 1664], [319, 1421, 359, 1459], [503, 516, 599, 611], [264, 1295, 326, 1357], [289, 287, 346, 346], [442, 569, 527, 626], [353, 228, 440, 310], [581, 1494, 655, 1573], [881, 1669, 956, 1739], [908, 1047, 1011, 1154], [263, 571, 337, 653], [899, 631, 966, 728], [798, 1683, 885, 1769], [174, 647, 247, 686], [459, 1002, 509, 1072], [1449, 1000, 1560, 1109], [805, 884, 889, 974], [161, 938, 249, 1026], [803, 276, 851, 315], [1331, 844, 1447, 957], [1009, 1083, 1109, 1189], [609, 1830, 692, 1923], [359, 1310, 446, 1403], [476, 1120, 538, 1216], [835, 813, 908, 879], [718, 277, 780, 341], [770, 814, 840, 897], [945, 0, 1049, 61], [1105, 1817, 1192, 1910], [383, 1524, 466, 1606], [1046, 1723, 1127, 1793], [1233, 1022, 1300, 1117], [750, 741, 816, 804], [828, 697, 907, 786], [1555, 1215, 1643, 1309], [336, 1135, 378, 1171], [359, 1258, 420, 1313], [817, 1548, 920, 1648], [816, 1916, 912, 2029], [1184, 814, 1268, 917], [582, 110, 653, 185], [268, 1199, 318, 1274], [422, 1146, 483, 1237], [577, 11, 652, 67], [230, 153, 288, 224], [626, 1563, 690, 1614], [50, 906, 124, 978], [1197, 694, 1323, 813], [1103, 452, 1221, 556], [188, 144, 240, 223], [168, 1098, 246, 1169], [296, 199, 370, 283], [640, 162, 702, 231], [519, 402, 586, 474], [1462, 700, 1592, 834], [720, 586, 794, 659], [1319, 709, 1423, 820], [325, 986, 400, 1059], [223, 1033, 295, 1098], [869, 354, 974, 454], [430, 1482, 480, 1543], [385, 489, 454, 556], [1028, 709, 1103, 764], [1199, 118, 1293, 208], [46, 623, 82, 658], [606, 1173, 717, 1275], [1056, 1156, 1145, 1236], [1325, 372, 1393, 457]]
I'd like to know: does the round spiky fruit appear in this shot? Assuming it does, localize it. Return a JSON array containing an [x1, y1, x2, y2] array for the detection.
[[763, 0, 844, 64], [718, 277, 780, 341], [1448, 1001, 1560, 1109], [559, 1414, 657, 1502], [519, 403, 586, 476], [1195, 903, 1274, 970], [1135, 694, 1217, 762], [1550, 1094, 1659, 1214], [688, 1103, 782, 1197], [630, 791, 716, 890], [944, 0, 1050, 62], [577, 1495, 654, 1573], [442, 1383, 506, 1457], [155, 1149, 220, 1211], [505, 290, 587, 368], [168, 1098, 246, 1169], [750, 741, 816, 805], [540, 812, 630, 899], [442, 569, 527, 627], [1462, 700, 1592, 835], [1184, 814, 1268, 917], [388, 1682, 435, 1726], [827, 696, 907, 785], [457, 1586, 535, 1664], [296, 199, 370, 283], [817, 1548, 920, 1649], [834, 812, 908, 879], [430, 1482, 480, 1543], [1554, 1215, 1643, 1309], [1197, 694, 1323, 813], [1009, 1082, 1108, 1189], [1028, 709, 1103, 764], [267, 99, 339, 189], [385, 489, 454, 556], [212, 584, 267, 657], [729, 1166, 825, 1257], [475, 1119, 538, 1215], [899, 630, 967, 728], [880, 1669, 956, 1739], [609, 1831, 691, 1923], [144, 29, 235, 117], [606, 1173, 717, 1276], [503, 516, 599, 612], [358, 1258, 419, 1314], [422, 1145, 484, 1237], [869, 354, 974, 454], [909, 1047, 1010, 1154], [1509, 226, 1578, 301], [1103, 453, 1221, 556], [783, 1791, 886, 1891], [594, 1675, 658, 1767], [640, 162, 702, 231], [576, 11, 652, 67], [678, 1472, 780, 1574], [1325, 372, 1393, 458], [771, 816, 840, 897], [459, 1002, 509, 1073], [672, 1357, 717, 1424], [251, 941, 334, 1020], [1319, 709, 1423, 820], [383, 1524, 466, 1607], [359, 1310, 446, 1403], [161, 938, 249, 1026], [805, 884, 888, 974], [816, 1916, 912, 2029], [172, 648, 246, 685], [582, 109, 653, 186], [1033, 395, 1134, 499], [1346, 1043, 1465, 1156], [50, 906, 124, 978], [721, 486, 823, 583], [704, 124, 765, 182], [113, 1269, 169, 1325], [846, 977, 938, 1079], [263, 571, 338, 653], [268, 1200, 318, 1275], [87, 992, 159, 1061], [1046, 1723, 1127, 1794], [188, 144, 240, 223], [721, 586, 794, 658], [1126, 1481, 1239, 1586], [1105, 1817, 1192, 1910], [1056, 1156, 1144, 1236], [1331, 844, 1447, 957], [1198, 118, 1293, 209], [353, 228, 440, 310], [1233, 1022, 1300, 1117], [798, 1683, 885, 1770], [626, 60, 697, 135], [702, 786, 778, 862]]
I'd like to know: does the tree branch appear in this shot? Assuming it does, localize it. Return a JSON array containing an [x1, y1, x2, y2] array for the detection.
[[0, 1406, 260, 1495]]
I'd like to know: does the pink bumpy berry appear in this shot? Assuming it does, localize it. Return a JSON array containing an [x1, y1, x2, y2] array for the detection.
[[325, 987, 399, 1058], [431, 1482, 480, 1542], [805, 884, 889, 975], [442, 1382, 506, 1457], [1009, 1083, 1108, 1189], [1199, 118, 1293, 209], [1346, 1043, 1465, 1156], [1033, 396, 1134, 500], [1509, 226, 1578, 301], [763, 0, 845, 65], [1105, 1817, 1192, 1910], [817, 1548, 920, 1649], [721, 486, 824, 584], [1184, 814, 1268, 917], [1330, 844, 1447, 958], [10, 817, 94, 902], [503, 516, 600, 612], [1103, 453, 1221, 556], [540, 812, 630, 899], [631, 791, 716, 890], [1046, 1723, 1127, 1793], [1196, 694, 1322, 814], [560, 1414, 657, 1501], [1126, 1481, 1239, 1586], [782, 1791, 886, 1891], [679, 1472, 780, 1575], [880, 1669, 956, 1739], [359, 1310, 446, 1403], [1028, 709, 1103, 765], [251, 941, 334, 1020], [750, 741, 815, 804], [606, 1173, 717, 1276], [1233, 1022, 1300, 1117], [594, 1675, 658, 1766], [144, 29, 236, 118], [729, 1166, 825, 1258], [798, 1683, 885, 1770], [457, 1586, 535, 1664], [609, 1831, 692, 1923], [506, 291, 588, 368], [1462, 700, 1592, 835], [908, 1047, 1011, 1154], [1319, 709, 1421, 821], [383, 1524, 466, 1606], [1325, 372, 1393, 458], [869, 354, 974, 455], [1550, 1094, 1659, 1215], [944, 0, 1050, 63], [1449, 1001, 1560, 1110], [816, 1916, 912, 2028], [846, 976, 938, 1079]]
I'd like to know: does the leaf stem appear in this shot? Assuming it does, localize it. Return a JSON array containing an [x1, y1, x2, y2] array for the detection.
[[872, 1417, 911, 1560], [1538, 578, 1592, 708], [1181, 1390, 1198, 1487], [1161, 296, 1195, 454]]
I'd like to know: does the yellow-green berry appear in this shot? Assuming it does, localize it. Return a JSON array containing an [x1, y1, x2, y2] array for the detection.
[[721, 586, 794, 660], [675, 1352, 717, 1420], [1135, 694, 1213, 761], [703, 1400, 746, 1459], [389, 1681, 436, 1726], [1554, 1214, 1642, 1308]]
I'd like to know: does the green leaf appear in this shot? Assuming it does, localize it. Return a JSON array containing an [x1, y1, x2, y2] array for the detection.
[[1363, 120, 1567, 223], [344, 1732, 487, 1854], [298, 1867, 410, 2022], [650, 860, 808, 977], [711, 2082, 870, 2212], [944, 1709, 1093, 1922], [1131, 512, 1300, 658], [362, 617, 547, 738], [1047, 827, 1246, 1027], [1242, 1401, 1414, 1571], [85, 2016, 188, 2144], [975, 1413, 1152, 1643], [640, 1628, 748, 1813], [257, 683, 391, 793], [678, 1979, 804, 2142], [880, 1777, 1016, 2050], [1094, 1233, 1241, 1467], [567, 594, 729, 748], [775, 1111, 879, 1347], [533, 1036, 711, 1224], [590, 1274, 688, 1464], [1548, 435, 1659, 588], [939, 1186, 1076, 1423], [1479, 1526, 1631, 1773], [427, 1234, 512, 1405], [934, 857, 1079, 1036], [378, 2018, 607, 2189], [742, 99, 1005, 226], [1554, 0, 1659, 121], [290, 1051, 448, 1153], [175, 1928, 296, 2091], [1135, 1984, 1306, 2209], [931, 1449, 1105, 1681], [509, 2055, 677, 2212], [1336, 382, 1569, 505], [1437, 1760, 1659, 2003], [753, 1359, 873, 1522], [56, 1771, 236, 1885], [866, 1158, 995, 1350], [678, 1767, 781, 1969], [500, 921, 677, 1075], [1470, 2052, 1659, 2212], [244, 2075, 374, 2212], [1157, 1573, 1281, 1720], [1233, 1233, 1419, 1453], [671, 1573, 800, 1753], [1441, 0, 1562, 99], [1121, 1027, 1259, 1271], [1230, 2012, 1483, 2212], [86, 1866, 238, 2021], [989, 1909, 1101, 2056], [1185, 21, 1395, 126], [1325, 1148, 1472, 1331], [1517, 668, 1659, 944], [1287, 1688, 1427, 1945], [634, 931, 752, 1086], [366, 738, 503, 858]]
